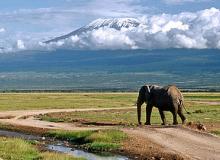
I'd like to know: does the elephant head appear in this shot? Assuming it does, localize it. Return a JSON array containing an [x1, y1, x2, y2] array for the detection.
[[137, 85, 151, 125]]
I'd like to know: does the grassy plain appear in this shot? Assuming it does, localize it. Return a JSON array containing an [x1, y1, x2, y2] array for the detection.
[[0, 92, 219, 130], [0, 92, 220, 110], [25, 92, 219, 135], [0, 93, 136, 111], [0, 92, 219, 159]]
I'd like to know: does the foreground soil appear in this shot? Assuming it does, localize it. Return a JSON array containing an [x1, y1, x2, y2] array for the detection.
[[123, 126, 220, 160], [121, 131, 186, 160], [0, 107, 219, 160]]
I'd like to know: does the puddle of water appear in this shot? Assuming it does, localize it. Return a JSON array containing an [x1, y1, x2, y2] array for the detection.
[[47, 144, 129, 160]]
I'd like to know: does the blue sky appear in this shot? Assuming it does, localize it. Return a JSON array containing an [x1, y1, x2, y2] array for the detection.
[[0, 0, 219, 52], [1, 0, 219, 31], [1, 0, 220, 13]]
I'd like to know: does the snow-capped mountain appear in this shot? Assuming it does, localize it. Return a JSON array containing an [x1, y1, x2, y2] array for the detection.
[[43, 8, 220, 50], [45, 18, 141, 43], [1, 8, 220, 53]]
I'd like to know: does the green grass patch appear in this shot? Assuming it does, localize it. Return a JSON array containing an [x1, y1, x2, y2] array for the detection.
[[0, 137, 84, 160], [186, 104, 220, 124], [46, 129, 127, 152], [47, 130, 94, 144], [184, 92, 220, 101], [89, 142, 119, 151], [211, 130, 220, 136], [39, 109, 136, 126], [86, 129, 126, 143], [0, 137, 39, 160]]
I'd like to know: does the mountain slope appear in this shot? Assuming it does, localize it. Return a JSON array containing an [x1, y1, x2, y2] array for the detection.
[[0, 49, 220, 91], [45, 18, 141, 43]]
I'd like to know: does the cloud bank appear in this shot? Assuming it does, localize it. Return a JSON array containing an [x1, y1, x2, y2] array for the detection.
[[0, 7, 220, 53]]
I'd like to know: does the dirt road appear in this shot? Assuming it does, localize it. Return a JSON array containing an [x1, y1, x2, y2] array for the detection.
[[0, 107, 219, 160], [124, 127, 220, 160], [0, 107, 134, 130]]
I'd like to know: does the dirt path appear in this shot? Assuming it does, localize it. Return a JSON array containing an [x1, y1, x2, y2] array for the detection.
[[0, 107, 219, 160], [124, 127, 220, 160], [191, 101, 220, 105], [0, 107, 134, 130]]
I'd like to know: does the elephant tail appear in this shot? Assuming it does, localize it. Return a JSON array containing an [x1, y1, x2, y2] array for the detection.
[[180, 100, 191, 114]]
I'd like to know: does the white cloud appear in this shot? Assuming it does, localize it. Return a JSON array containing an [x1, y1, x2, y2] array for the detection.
[[71, 35, 80, 43], [90, 28, 137, 49], [17, 40, 25, 49], [162, 21, 189, 33], [0, 7, 220, 52], [174, 34, 203, 48], [0, 28, 5, 33]]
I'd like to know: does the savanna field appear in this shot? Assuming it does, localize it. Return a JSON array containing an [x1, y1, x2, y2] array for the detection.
[[0, 92, 219, 132], [0, 92, 219, 160]]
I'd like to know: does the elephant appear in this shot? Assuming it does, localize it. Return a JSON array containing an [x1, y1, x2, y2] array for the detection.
[[136, 84, 187, 125]]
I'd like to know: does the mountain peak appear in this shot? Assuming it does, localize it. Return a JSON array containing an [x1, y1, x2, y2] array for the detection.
[[87, 18, 141, 29], [45, 18, 141, 43]]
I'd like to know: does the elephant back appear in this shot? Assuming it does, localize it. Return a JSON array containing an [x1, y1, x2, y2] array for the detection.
[[166, 85, 183, 102]]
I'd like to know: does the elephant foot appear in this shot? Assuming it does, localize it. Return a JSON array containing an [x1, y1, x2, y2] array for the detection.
[[182, 119, 187, 125], [144, 122, 151, 125]]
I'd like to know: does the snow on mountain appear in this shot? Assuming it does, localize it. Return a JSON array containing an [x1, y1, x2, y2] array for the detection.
[[87, 18, 140, 29], [45, 18, 141, 43]]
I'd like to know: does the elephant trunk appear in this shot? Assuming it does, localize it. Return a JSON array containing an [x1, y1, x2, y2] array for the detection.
[[137, 85, 146, 125], [137, 99, 143, 125]]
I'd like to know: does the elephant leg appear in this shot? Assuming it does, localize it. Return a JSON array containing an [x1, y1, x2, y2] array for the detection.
[[145, 105, 152, 125], [159, 109, 166, 125], [178, 108, 186, 124], [172, 112, 178, 125], [171, 106, 178, 125]]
